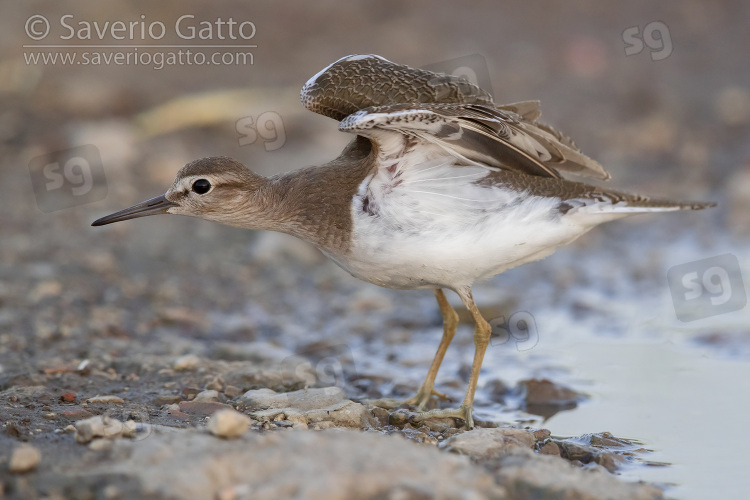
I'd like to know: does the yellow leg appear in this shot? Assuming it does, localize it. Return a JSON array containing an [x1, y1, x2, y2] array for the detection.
[[372, 288, 458, 410], [403, 289, 459, 409], [413, 286, 490, 429]]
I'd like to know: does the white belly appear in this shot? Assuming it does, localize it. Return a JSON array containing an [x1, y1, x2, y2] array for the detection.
[[328, 162, 592, 290]]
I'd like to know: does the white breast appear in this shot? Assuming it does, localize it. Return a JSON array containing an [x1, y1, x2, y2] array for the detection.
[[331, 158, 593, 291]]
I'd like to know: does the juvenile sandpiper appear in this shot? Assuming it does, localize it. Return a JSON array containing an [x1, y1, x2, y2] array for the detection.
[[93, 54, 714, 428]]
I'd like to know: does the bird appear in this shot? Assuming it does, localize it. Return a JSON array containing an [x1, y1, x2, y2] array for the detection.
[[92, 54, 714, 429]]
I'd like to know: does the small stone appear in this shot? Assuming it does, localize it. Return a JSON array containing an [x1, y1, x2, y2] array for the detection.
[[206, 377, 224, 392], [304, 401, 373, 429], [181, 387, 202, 400], [519, 379, 580, 406], [389, 410, 411, 426], [173, 354, 200, 371], [61, 409, 94, 420], [193, 389, 220, 402], [87, 395, 125, 404], [371, 406, 390, 427], [207, 409, 251, 439], [589, 432, 631, 448], [121, 420, 139, 438], [532, 429, 551, 441], [539, 442, 561, 456], [224, 385, 242, 398], [74, 415, 126, 444], [444, 427, 536, 459], [178, 401, 232, 417], [285, 413, 307, 426], [240, 387, 345, 412], [60, 392, 76, 403], [168, 405, 189, 419], [154, 395, 183, 406], [559, 441, 596, 462], [596, 452, 627, 473], [416, 417, 455, 433], [9, 445, 41, 473]]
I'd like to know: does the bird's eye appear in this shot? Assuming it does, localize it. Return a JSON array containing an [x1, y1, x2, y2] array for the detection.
[[192, 179, 211, 194]]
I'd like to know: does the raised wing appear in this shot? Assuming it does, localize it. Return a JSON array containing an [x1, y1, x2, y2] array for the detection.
[[301, 54, 494, 121], [339, 102, 610, 180], [302, 54, 609, 180]]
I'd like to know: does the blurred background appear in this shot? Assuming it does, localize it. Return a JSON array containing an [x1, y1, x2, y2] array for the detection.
[[1, 1, 749, 499]]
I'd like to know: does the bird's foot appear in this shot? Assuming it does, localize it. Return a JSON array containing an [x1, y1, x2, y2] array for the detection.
[[404, 387, 452, 410], [371, 387, 451, 412], [411, 404, 474, 430]]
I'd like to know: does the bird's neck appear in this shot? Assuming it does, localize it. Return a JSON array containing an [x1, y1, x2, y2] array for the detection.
[[235, 142, 373, 254]]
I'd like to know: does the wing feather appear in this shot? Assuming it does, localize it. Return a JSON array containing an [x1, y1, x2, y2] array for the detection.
[[303, 54, 610, 180]]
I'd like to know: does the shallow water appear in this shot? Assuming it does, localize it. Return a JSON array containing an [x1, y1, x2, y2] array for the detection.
[[343, 224, 750, 499]]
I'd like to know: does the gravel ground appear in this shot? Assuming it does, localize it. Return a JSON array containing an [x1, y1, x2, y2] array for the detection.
[[1, 2, 749, 499]]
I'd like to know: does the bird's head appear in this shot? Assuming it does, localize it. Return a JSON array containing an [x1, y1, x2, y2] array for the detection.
[[92, 157, 268, 228]]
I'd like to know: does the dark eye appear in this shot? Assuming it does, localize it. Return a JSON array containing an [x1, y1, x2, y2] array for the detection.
[[192, 179, 211, 194]]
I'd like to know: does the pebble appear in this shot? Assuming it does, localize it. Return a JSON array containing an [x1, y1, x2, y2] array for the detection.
[[9, 445, 42, 473], [60, 392, 76, 403], [178, 401, 233, 417], [539, 442, 561, 456], [173, 354, 201, 371], [416, 416, 455, 433], [154, 395, 183, 406], [74, 415, 128, 444], [207, 409, 251, 439], [181, 387, 202, 400], [554, 432, 636, 473], [61, 409, 94, 420], [193, 390, 220, 402], [444, 427, 537, 459], [519, 378, 581, 406], [240, 387, 345, 412], [223, 385, 243, 399], [87, 395, 125, 404]]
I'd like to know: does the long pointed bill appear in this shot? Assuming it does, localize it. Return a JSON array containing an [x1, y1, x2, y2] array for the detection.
[[91, 194, 178, 226]]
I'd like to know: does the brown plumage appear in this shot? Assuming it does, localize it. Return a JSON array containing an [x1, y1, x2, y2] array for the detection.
[[92, 54, 715, 429]]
